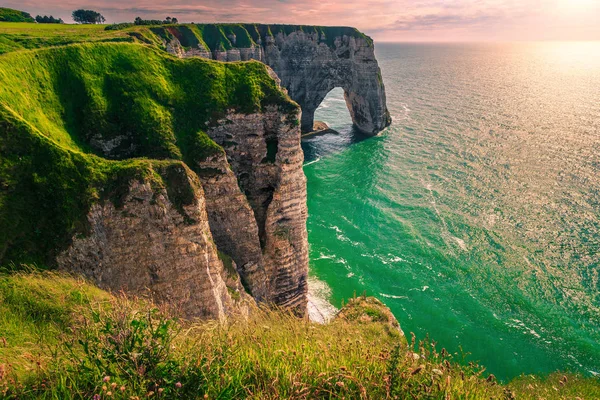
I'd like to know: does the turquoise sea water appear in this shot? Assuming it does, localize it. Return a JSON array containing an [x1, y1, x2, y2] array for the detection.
[[302, 42, 600, 380]]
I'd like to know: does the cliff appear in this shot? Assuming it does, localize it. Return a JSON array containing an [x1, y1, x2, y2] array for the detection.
[[0, 23, 391, 319], [0, 42, 307, 318], [150, 24, 392, 135]]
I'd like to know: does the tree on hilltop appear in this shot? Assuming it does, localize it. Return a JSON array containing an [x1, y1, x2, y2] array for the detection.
[[72, 9, 105, 24], [133, 16, 180, 25], [35, 15, 64, 24]]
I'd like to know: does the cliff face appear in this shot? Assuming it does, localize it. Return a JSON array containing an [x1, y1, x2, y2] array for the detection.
[[0, 43, 307, 318], [157, 24, 391, 135], [57, 164, 251, 320], [195, 108, 308, 312]]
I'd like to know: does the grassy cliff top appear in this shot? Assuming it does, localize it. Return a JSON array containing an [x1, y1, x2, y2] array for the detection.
[[0, 41, 298, 266], [1, 272, 598, 399], [0, 22, 373, 55]]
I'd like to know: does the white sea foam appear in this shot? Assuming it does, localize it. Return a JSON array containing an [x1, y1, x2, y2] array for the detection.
[[303, 158, 321, 166], [307, 276, 339, 324], [379, 293, 408, 300]]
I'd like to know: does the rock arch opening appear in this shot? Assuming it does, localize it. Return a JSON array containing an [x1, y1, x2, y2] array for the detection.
[[313, 87, 353, 131]]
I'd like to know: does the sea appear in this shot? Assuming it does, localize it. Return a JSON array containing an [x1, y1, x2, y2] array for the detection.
[[302, 42, 600, 380]]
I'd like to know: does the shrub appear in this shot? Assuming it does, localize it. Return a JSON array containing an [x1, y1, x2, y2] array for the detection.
[[104, 23, 133, 31], [35, 15, 64, 24], [72, 9, 105, 24]]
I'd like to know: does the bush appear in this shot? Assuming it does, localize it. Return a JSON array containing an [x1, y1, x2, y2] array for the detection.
[[35, 15, 64, 24], [0, 7, 34, 22], [134, 16, 179, 26], [72, 9, 105, 24]]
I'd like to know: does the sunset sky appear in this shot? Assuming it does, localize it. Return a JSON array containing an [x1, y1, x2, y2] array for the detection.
[[5, 0, 600, 41]]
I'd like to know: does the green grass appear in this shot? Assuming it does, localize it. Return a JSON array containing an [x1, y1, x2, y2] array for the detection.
[[0, 271, 110, 377], [0, 41, 297, 267], [1, 272, 598, 399]]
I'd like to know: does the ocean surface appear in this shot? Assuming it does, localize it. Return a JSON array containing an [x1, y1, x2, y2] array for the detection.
[[302, 42, 600, 380]]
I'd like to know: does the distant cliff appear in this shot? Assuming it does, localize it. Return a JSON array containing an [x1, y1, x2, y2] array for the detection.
[[144, 24, 392, 135]]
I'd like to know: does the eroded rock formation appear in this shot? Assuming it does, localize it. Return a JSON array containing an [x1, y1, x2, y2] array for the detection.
[[194, 108, 309, 312], [159, 24, 392, 135]]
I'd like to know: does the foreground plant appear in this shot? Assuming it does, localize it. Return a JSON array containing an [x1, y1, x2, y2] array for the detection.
[[1, 272, 599, 399]]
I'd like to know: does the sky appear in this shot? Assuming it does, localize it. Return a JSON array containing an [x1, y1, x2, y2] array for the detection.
[[5, 0, 600, 41]]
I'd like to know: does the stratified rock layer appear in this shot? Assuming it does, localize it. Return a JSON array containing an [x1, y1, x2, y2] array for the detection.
[[197, 108, 308, 313]]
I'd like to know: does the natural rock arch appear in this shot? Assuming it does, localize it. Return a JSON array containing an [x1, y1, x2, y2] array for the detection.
[[161, 25, 391, 136], [260, 31, 391, 135]]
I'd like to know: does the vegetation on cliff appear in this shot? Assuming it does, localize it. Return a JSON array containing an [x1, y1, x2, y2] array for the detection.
[[0, 22, 373, 55], [1, 272, 598, 399], [0, 41, 298, 266]]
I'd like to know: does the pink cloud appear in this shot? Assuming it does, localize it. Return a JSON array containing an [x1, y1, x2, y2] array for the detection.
[[4, 0, 599, 41]]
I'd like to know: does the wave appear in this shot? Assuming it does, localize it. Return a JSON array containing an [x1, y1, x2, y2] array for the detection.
[[303, 158, 321, 166], [379, 292, 409, 300], [307, 276, 339, 324]]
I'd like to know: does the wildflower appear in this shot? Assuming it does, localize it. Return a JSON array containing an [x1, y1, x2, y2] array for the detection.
[[175, 382, 182, 388], [107, 392, 112, 397], [102, 386, 107, 391], [147, 391, 154, 397], [103, 376, 110, 383], [158, 388, 164, 394], [93, 395, 101, 400], [111, 382, 117, 389], [336, 381, 344, 387], [121, 386, 126, 392]]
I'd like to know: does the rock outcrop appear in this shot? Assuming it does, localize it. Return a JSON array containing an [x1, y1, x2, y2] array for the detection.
[[194, 108, 309, 312], [57, 164, 251, 320], [156, 24, 391, 135]]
